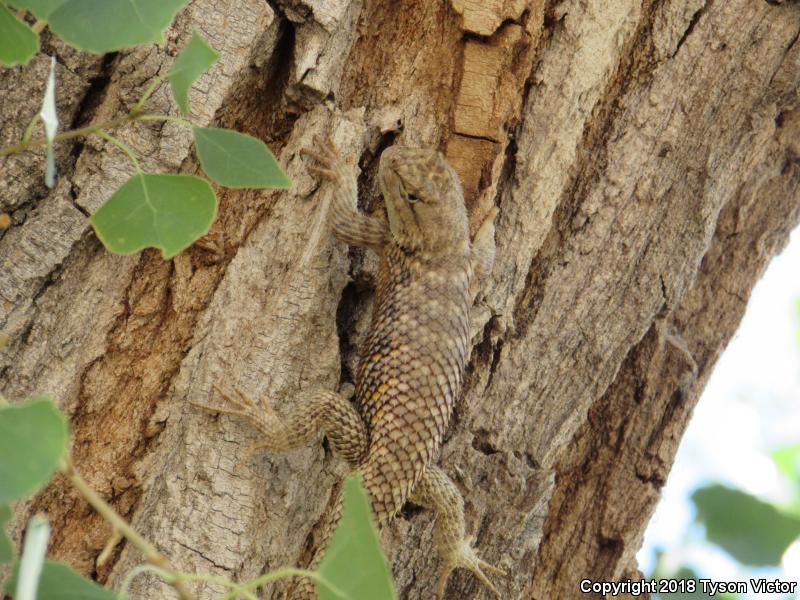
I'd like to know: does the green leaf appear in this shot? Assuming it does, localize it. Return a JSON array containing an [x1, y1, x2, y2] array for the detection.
[[773, 443, 800, 483], [193, 127, 291, 189], [47, 0, 188, 54], [0, 398, 68, 504], [7, 0, 66, 19], [90, 173, 216, 259], [0, 4, 39, 67], [167, 32, 219, 115], [0, 505, 13, 565], [692, 484, 800, 566], [6, 560, 120, 600], [772, 444, 800, 517], [317, 474, 396, 600]]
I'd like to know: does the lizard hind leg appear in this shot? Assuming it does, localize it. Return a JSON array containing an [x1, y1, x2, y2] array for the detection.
[[409, 465, 506, 598], [192, 383, 369, 467]]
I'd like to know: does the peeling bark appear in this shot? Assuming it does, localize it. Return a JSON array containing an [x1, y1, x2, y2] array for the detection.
[[2, 1, 799, 599]]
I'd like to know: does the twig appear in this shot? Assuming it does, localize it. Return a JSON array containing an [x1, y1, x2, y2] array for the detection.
[[61, 458, 196, 600], [0, 114, 134, 157]]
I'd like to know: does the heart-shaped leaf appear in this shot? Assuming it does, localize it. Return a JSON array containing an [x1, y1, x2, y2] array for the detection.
[[47, 0, 188, 53], [0, 398, 68, 504], [194, 127, 291, 189], [90, 173, 217, 258]]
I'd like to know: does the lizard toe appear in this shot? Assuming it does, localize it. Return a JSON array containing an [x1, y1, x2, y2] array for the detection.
[[195, 384, 280, 438], [190, 400, 248, 420], [436, 539, 504, 598]]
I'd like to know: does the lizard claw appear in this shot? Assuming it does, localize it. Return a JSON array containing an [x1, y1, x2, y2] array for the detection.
[[436, 536, 505, 598], [300, 135, 337, 165], [306, 164, 344, 186], [301, 136, 349, 186], [192, 384, 276, 427], [193, 384, 286, 471]]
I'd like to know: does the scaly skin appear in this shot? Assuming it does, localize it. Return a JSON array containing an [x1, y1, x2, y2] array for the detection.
[[196, 138, 502, 598]]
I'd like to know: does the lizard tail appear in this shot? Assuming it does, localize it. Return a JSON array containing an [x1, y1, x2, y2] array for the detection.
[[288, 449, 427, 599]]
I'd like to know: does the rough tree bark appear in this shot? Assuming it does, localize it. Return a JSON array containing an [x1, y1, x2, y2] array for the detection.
[[2, 1, 799, 599]]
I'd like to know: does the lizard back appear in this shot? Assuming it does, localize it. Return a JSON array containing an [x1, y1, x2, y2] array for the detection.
[[355, 243, 472, 522]]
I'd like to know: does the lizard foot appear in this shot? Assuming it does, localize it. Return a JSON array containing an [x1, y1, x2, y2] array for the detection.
[[436, 535, 505, 598], [192, 384, 282, 469], [191, 383, 269, 421], [300, 136, 348, 186]]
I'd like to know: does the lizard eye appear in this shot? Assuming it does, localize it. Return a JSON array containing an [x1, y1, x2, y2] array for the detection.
[[407, 193, 420, 204]]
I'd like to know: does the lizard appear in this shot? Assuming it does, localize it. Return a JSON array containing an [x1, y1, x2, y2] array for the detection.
[[195, 136, 502, 598]]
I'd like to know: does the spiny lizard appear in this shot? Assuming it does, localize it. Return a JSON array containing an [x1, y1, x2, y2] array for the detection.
[[196, 138, 502, 598]]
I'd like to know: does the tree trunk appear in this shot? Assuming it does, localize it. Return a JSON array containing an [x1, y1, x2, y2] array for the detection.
[[2, 1, 799, 599]]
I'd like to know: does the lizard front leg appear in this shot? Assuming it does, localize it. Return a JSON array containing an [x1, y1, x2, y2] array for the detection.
[[409, 464, 505, 597], [301, 139, 389, 251], [193, 385, 368, 467]]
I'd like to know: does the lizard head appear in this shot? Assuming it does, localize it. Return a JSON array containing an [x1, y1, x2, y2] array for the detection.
[[378, 146, 469, 256]]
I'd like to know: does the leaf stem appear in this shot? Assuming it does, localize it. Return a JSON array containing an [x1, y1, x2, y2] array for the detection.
[[61, 458, 196, 600], [0, 76, 167, 159], [0, 113, 134, 157], [96, 130, 143, 173], [97, 527, 123, 567], [217, 567, 345, 600], [0, 111, 197, 159], [21, 113, 42, 145], [171, 573, 260, 600], [136, 114, 194, 129], [119, 564, 172, 599], [132, 78, 164, 114]]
